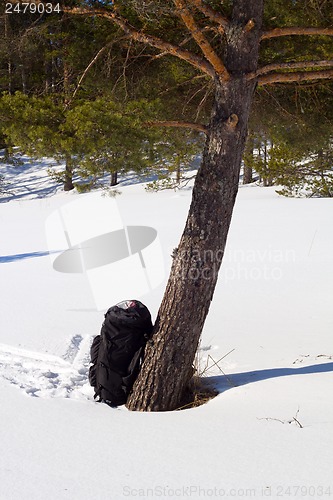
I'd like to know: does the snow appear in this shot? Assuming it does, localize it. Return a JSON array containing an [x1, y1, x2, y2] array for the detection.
[[1, 157, 333, 500]]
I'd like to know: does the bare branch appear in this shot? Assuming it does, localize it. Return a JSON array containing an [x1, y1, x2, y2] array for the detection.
[[189, 0, 229, 32], [150, 26, 221, 62], [257, 417, 286, 425], [248, 60, 333, 79], [146, 120, 208, 134], [195, 80, 214, 120], [122, 39, 132, 99], [258, 408, 303, 429], [63, 6, 216, 79], [173, 0, 229, 81], [258, 68, 333, 85], [71, 44, 112, 103], [261, 26, 333, 41], [158, 74, 209, 96]]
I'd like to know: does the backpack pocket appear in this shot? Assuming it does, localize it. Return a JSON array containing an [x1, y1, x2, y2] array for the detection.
[[88, 364, 97, 388]]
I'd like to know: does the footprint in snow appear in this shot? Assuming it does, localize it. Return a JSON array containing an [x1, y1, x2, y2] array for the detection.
[[0, 335, 94, 400]]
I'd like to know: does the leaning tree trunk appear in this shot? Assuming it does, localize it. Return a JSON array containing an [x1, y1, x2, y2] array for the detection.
[[127, 0, 264, 411]]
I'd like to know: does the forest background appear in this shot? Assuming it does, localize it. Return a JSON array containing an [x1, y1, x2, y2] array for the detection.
[[0, 0, 332, 197]]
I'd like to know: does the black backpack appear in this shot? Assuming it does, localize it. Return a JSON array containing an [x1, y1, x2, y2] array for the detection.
[[89, 300, 153, 406]]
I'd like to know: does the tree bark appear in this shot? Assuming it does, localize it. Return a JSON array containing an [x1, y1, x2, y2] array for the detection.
[[19, 57, 27, 94], [4, 14, 12, 95], [111, 171, 118, 186], [64, 155, 74, 191], [243, 166, 253, 184], [127, 0, 264, 412], [243, 137, 254, 184], [262, 139, 270, 186], [176, 155, 181, 184], [45, 28, 56, 95]]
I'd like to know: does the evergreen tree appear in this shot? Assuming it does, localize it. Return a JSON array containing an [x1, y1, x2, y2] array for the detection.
[[0, 92, 175, 190], [62, 97, 165, 190], [0, 2, 205, 190], [245, 83, 333, 195], [63, 0, 333, 411]]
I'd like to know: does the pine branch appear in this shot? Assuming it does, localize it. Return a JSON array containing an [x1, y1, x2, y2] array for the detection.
[[258, 68, 333, 85], [189, 0, 229, 31], [173, 0, 229, 81], [149, 34, 195, 62], [146, 120, 208, 134], [249, 60, 333, 79], [63, 6, 216, 79], [261, 26, 333, 41]]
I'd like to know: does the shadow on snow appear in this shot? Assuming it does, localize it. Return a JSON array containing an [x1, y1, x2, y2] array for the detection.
[[0, 157, 60, 203], [207, 362, 333, 395], [0, 251, 53, 263]]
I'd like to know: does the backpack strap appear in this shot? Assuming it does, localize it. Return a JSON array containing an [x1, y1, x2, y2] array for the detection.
[[94, 385, 103, 402], [122, 345, 144, 394], [88, 335, 101, 389]]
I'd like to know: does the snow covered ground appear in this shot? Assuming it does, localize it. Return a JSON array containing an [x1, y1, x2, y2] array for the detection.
[[1, 157, 333, 500]]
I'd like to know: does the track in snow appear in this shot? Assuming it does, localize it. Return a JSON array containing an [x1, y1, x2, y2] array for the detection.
[[0, 335, 94, 400]]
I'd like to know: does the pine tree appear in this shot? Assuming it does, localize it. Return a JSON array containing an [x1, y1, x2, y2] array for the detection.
[[245, 84, 333, 196], [0, 93, 174, 190], [63, 0, 333, 411], [2, 0, 332, 410]]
